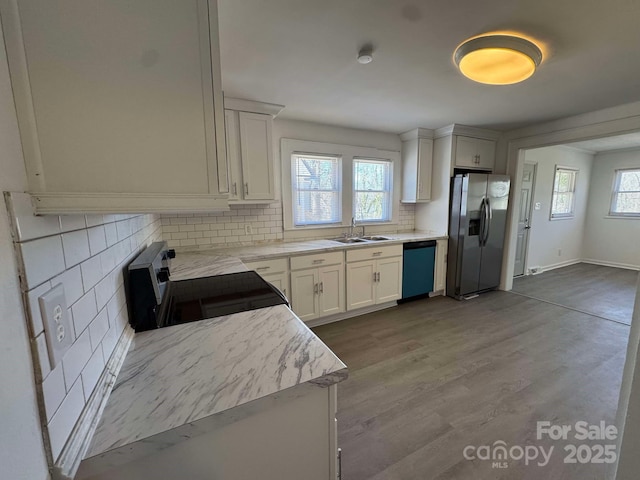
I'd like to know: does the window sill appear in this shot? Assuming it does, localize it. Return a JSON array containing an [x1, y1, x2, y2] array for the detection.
[[604, 215, 640, 220], [285, 221, 396, 232], [549, 215, 575, 221]]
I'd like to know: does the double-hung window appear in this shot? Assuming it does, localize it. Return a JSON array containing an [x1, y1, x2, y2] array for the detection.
[[292, 154, 341, 226], [353, 158, 392, 222], [550, 167, 578, 219], [610, 168, 640, 216]]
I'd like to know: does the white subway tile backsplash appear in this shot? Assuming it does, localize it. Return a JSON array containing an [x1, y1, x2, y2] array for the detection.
[[52, 266, 84, 307], [20, 236, 66, 288], [71, 290, 97, 336], [6, 192, 61, 241], [81, 347, 105, 400], [89, 309, 109, 351], [59, 215, 86, 233], [85, 215, 104, 228], [62, 230, 91, 268], [87, 226, 107, 255], [80, 255, 103, 292], [42, 363, 66, 421], [62, 329, 92, 389], [104, 222, 118, 247], [48, 379, 85, 461]]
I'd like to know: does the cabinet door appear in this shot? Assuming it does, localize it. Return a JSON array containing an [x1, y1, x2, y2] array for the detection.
[[376, 257, 403, 303], [263, 271, 290, 301], [3, 0, 229, 213], [224, 110, 242, 200], [318, 265, 344, 317], [346, 261, 376, 311], [239, 112, 274, 200], [475, 138, 496, 170], [434, 239, 448, 293], [290, 269, 318, 321], [416, 138, 433, 201]]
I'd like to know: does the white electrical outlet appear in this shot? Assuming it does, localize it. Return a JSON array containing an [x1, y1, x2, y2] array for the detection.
[[245, 224, 253, 235], [39, 283, 73, 369]]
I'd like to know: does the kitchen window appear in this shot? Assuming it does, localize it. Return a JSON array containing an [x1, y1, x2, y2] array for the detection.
[[292, 154, 342, 226], [550, 167, 578, 219], [353, 158, 392, 222], [610, 168, 640, 216], [282, 139, 401, 231]]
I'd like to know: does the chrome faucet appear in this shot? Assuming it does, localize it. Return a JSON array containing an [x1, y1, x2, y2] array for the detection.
[[348, 217, 365, 238]]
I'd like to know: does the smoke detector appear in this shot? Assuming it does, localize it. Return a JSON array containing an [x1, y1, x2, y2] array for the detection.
[[357, 47, 373, 64]]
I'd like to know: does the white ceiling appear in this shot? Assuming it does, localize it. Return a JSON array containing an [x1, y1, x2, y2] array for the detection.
[[217, 0, 640, 133], [566, 132, 640, 153]]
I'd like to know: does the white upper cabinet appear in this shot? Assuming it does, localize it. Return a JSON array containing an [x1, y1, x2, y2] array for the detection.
[[401, 129, 433, 203], [225, 110, 275, 202], [454, 136, 496, 170], [1, 0, 228, 214]]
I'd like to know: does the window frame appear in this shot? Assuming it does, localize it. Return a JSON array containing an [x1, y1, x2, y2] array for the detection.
[[352, 157, 393, 223], [550, 166, 579, 220], [291, 153, 342, 227], [609, 168, 640, 217], [281, 139, 401, 232]]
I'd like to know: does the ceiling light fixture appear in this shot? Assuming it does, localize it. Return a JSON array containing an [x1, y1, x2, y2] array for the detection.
[[454, 34, 543, 85]]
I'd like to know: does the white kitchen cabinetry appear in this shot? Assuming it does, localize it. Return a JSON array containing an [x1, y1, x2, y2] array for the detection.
[[454, 136, 496, 170], [244, 258, 290, 299], [1, 0, 228, 214], [401, 129, 433, 203], [433, 239, 448, 294], [290, 252, 345, 322], [346, 245, 403, 311], [224, 109, 276, 202]]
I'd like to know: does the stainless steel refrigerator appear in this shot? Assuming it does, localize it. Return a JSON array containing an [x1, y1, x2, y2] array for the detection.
[[447, 173, 511, 299]]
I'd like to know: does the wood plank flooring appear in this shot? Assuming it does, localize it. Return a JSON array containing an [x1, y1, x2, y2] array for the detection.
[[512, 263, 638, 325], [314, 291, 630, 480]]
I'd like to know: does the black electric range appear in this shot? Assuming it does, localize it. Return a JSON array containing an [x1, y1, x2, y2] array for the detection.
[[127, 242, 288, 332]]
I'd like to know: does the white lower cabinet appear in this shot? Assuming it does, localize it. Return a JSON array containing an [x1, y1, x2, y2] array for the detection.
[[245, 258, 290, 299], [290, 252, 345, 322], [346, 246, 403, 311]]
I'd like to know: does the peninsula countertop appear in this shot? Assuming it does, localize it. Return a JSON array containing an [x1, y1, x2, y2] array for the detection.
[[81, 252, 347, 476]]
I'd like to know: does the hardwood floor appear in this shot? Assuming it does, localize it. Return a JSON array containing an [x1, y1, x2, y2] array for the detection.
[[512, 263, 638, 325], [314, 291, 630, 480]]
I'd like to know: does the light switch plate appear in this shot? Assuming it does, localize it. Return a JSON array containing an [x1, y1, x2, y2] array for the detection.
[[39, 283, 73, 369], [534, 202, 542, 210]]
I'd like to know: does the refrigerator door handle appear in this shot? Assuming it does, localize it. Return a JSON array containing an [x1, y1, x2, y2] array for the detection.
[[484, 197, 492, 245], [478, 198, 487, 247]]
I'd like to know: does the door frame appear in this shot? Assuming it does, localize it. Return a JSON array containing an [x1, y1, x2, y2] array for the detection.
[[513, 161, 537, 277]]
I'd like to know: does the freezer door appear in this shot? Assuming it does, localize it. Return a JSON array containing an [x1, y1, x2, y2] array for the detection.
[[457, 174, 488, 296], [478, 175, 511, 291]]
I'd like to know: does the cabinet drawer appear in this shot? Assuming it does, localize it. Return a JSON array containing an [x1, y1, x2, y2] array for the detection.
[[290, 251, 343, 270], [244, 257, 288, 274], [346, 244, 402, 263]]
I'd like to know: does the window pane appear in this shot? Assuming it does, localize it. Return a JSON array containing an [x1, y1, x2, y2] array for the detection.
[[353, 159, 392, 222], [292, 154, 341, 226], [551, 168, 577, 217], [614, 192, 640, 214], [619, 170, 640, 192]]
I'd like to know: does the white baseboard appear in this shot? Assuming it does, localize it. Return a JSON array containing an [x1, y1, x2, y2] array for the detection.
[[529, 259, 582, 274], [305, 302, 398, 328], [53, 326, 134, 480], [581, 259, 640, 271]]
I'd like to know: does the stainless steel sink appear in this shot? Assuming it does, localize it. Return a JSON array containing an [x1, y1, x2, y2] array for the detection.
[[332, 237, 368, 244], [360, 235, 392, 241]]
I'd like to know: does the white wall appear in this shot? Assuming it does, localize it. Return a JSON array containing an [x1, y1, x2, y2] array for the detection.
[[523, 145, 594, 271], [0, 20, 50, 480], [583, 149, 640, 269]]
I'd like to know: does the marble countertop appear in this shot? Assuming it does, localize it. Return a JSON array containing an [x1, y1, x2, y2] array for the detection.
[[199, 230, 447, 262], [83, 249, 347, 468]]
